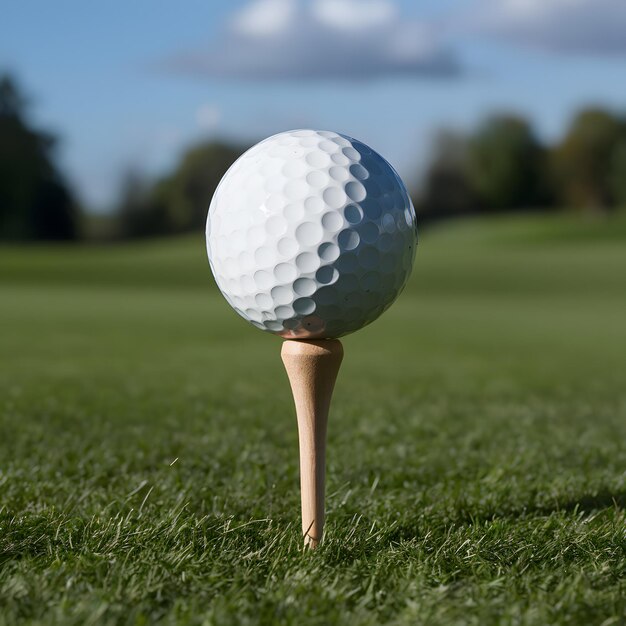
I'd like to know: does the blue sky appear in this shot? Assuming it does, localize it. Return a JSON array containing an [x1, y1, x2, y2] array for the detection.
[[2, 0, 625, 210]]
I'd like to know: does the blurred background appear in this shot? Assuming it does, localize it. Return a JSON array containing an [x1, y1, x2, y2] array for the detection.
[[2, 4, 626, 622], [1, 0, 626, 241]]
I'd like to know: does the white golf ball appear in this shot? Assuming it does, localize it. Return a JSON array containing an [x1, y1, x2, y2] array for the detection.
[[206, 129, 417, 339]]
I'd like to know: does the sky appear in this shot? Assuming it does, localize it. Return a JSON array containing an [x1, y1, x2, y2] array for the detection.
[[1, 0, 625, 211]]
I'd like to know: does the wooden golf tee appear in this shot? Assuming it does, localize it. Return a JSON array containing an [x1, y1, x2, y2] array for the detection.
[[281, 339, 344, 549]]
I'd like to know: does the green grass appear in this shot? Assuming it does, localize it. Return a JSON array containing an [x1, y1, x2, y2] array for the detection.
[[1, 213, 625, 625]]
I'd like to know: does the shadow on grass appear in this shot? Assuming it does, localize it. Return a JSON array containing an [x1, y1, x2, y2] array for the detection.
[[528, 490, 626, 516], [384, 489, 626, 545], [317, 489, 626, 567]]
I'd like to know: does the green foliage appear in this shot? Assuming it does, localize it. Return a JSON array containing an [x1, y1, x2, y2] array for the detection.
[[419, 130, 476, 219], [419, 114, 552, 219], [117, 142, 244, 238], [608, 138, 626, 208], [419, 109, 626, 219], [1, 214, 626, 624], [466, 114, 550, 211], [160, 142, 243, 231], [552, 108, 626, 210], [115, 170, 164, 238], [0, 74, 79, 241]]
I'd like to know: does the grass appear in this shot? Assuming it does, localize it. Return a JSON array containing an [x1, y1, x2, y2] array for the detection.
[[1, 212, 625, 625]]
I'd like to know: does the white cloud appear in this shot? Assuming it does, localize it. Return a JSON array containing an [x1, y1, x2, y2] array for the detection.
[[163, 0, 459, 80], [232, 0, 295, 37], [311, 0, 396, 32], [472, 0, 626, 54]]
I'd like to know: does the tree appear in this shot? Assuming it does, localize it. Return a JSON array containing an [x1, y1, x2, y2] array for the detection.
[[116, 141, 243, 237], [467, 114, 550, 211], [609, 138, 626, 208], [419, 130, 475, 220], [157, 142, 243, 232], [552, 108, 625, 211], [0, 74, 79, 240], [115, 169, 164, 238]]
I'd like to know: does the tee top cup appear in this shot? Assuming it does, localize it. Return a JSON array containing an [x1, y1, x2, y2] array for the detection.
[[206, 130, 417, 547]]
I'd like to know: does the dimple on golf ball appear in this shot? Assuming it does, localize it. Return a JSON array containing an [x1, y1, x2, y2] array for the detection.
[[206, 129, 417, 339]]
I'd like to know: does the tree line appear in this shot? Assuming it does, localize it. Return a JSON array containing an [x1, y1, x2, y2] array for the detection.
[[0, 75, 79, 240], [418, 111, 626, 222], [1, 73, 625, 242]]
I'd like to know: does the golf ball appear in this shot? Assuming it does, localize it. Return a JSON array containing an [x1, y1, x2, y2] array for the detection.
[[206, 129, 417, 339]]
